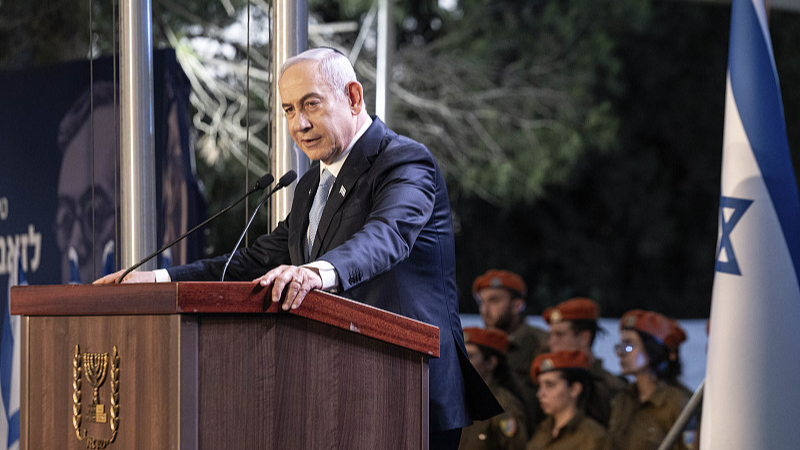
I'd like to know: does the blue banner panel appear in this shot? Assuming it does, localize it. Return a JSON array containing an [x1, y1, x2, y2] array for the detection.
[[0, 49, 205, 288]]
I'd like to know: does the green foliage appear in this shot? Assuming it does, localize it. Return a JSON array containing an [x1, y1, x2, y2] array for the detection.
[[0, 0, 97, 68], [391, 0, 652, 206], [0, 0, 250, 69]]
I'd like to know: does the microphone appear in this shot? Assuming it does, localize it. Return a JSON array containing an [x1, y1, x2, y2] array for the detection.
[[221, 170, 298, 282], [115, 173, 275, 283]]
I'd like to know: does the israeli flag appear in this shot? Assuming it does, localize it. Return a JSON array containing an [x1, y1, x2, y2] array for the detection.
[[0, 249, 24, 450], [701, 0, 800, 448]]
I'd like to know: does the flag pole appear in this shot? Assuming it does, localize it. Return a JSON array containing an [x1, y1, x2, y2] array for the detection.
[[656, 380, 705, 450]]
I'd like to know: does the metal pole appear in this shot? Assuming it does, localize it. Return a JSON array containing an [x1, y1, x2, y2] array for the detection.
[[119, 0, 157, 269], [376, 0, 394, 125], [657, 380, 705, 450], [270, 0, 309, 230]]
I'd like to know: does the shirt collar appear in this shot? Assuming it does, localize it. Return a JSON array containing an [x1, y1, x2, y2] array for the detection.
[[644, 382, 674, 408], [560, 411, 586, 434], [319, 117, 373, 178], [544, 411, 586, 440], [625, 381, 675, 408]]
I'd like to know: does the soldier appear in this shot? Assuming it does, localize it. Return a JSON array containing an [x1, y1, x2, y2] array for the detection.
[[527, 350, 610, 450], [473, 269, 549, 428], [609, 310, 690, 450], [543, 297, 626, 427], [459, 327, 529, 450]]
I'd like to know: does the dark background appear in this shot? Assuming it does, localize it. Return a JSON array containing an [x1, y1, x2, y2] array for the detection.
[[2, 0, 798, 319]]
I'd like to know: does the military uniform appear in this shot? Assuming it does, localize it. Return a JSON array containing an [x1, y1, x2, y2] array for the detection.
[[508, 321, 549, 427], [527, 412, 610, 450], [609, 382, 690, 450], [586, 358, 627, 427], [508, 321, 549, 382], [459, 382, 529, 450], [471, 270, 548, 432]]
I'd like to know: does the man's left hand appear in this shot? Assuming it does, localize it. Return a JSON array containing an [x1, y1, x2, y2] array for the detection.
[[254, 265, 323, 311]]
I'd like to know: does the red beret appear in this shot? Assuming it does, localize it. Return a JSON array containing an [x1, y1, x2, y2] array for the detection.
[[620, 310, 686, 351], [544, 297, 600, 324], [472, 270, 527, 297], [531, 350, 592, 380], [463, 327, 510, 354]]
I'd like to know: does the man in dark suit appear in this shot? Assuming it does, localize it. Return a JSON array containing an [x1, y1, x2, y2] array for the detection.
[[97, 47, 500, 447]]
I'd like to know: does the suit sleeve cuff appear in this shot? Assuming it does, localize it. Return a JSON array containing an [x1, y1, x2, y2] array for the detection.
[[153, 269, 172, 283], [302, 260, 339, 290]]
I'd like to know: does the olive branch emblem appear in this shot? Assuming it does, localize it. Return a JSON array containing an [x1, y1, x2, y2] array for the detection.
[[73, 345, 120, 449]]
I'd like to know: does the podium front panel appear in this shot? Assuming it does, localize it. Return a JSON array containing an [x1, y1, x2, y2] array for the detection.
[[22, 314, 186, 449]]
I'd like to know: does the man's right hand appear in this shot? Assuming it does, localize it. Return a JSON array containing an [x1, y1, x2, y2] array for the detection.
[[93, 269, 156, 284]]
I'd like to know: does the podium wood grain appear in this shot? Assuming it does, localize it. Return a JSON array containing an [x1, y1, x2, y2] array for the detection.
[[13, 283, 434, 450]]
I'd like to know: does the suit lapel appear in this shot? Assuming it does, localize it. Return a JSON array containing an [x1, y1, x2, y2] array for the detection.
[[290, 167, 318, 264], [310, 118, 387, 260]]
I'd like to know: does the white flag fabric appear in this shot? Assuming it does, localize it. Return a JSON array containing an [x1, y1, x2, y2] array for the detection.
[[701, 0, 800, 449]]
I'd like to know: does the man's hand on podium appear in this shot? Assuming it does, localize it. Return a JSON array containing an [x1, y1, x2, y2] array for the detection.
[[93, 269, 156, 284], [254, 265, 323, 311]]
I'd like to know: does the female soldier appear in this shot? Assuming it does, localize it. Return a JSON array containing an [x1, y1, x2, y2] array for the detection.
[[459, 327, 529, 450], [609, 310, 690, 450], [527, 350, 610, 450]]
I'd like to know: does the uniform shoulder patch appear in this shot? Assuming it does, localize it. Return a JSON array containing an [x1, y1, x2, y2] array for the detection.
[[499, 418, 518, 437]]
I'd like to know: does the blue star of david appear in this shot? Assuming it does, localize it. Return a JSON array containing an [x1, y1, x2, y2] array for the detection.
[[716, 196, 754, 275]]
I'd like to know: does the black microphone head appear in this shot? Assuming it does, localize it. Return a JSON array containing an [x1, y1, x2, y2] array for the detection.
[[278, 170, 297, 188], [254, 173, 275, 190]]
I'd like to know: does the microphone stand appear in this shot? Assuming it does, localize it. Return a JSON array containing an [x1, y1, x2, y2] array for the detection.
[[221, 170, 298, 282], [115, 173, 274, 283]]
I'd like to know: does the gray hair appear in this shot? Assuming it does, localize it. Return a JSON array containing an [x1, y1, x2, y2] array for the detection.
[[279, 48, 357, 99]]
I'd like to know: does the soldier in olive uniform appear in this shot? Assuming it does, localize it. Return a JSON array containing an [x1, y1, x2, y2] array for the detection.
[[543, 297, 627, 427], [609, 310, 690, 450], [528, 350, 610, 450], [459, 327, 529, 450], [473, 270, 549, 428]]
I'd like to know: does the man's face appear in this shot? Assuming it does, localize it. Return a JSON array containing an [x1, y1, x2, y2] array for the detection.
[[548, 321, 581, 353], [279, 61, 358, 165], [477, 287, 517, 331], [56, 104, 117, 284]]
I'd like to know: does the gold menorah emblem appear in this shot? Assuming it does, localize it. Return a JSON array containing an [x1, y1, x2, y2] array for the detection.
[[73, 345, 120, 449], [84, 352, 109, 423]]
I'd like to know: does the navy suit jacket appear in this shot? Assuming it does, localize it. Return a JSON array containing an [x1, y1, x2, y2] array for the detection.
[[168, 118, 501, 431]]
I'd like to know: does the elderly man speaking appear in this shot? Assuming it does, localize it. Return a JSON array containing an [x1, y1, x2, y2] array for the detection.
[[97, 47, 501, 447]]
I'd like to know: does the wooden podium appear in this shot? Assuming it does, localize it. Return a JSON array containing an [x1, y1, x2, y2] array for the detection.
[[10, 283, 438, 450]]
